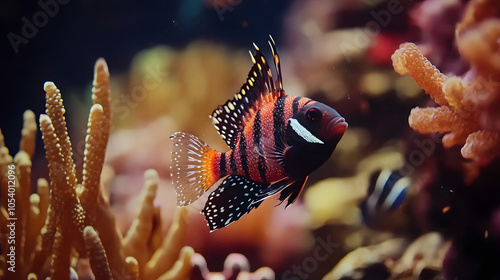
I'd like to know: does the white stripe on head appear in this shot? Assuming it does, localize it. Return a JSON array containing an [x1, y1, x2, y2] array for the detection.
[[289, 118, 324, 144]]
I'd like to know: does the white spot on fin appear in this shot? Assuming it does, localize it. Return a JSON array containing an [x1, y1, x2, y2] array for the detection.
[[289, 118, 324, 144]]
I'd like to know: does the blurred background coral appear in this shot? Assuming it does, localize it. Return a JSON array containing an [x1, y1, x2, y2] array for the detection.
[[2, 0, 500, 279]]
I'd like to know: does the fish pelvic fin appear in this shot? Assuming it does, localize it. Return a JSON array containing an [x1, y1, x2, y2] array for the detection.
[[253, 176, 307, 208], [278, 176, 308, 208], [170, 132, 221, 206]]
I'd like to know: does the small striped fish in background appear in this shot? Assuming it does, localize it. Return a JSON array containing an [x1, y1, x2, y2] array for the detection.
[[359, 169, 410, 227], [170, 36, 348, 231]]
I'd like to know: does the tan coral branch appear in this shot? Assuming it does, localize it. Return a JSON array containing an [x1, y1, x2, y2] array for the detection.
[[20, 110, 37, 159], [156, 246, 194, 280], [123, 169, 159, 271], [81, 104, 105, 219], [39, 114, 71, 216], [92, 58, 111, 150], [144, 207, 189, 280], [125, 256, 140, 280], [39, 113, 87, 261], [37, 178, 50, 227], [83, 226, 113, 280], [25, 193, 42, 269], [43, 82, 78, 189], [0, 129, 13, 207], [93, 192, 126, 278], [14, 151, 31, 219], [0, 128, 4, 147], [50, 230, 71, 280], [0, 207, 8, 257], [80, 58, 111, 209], [14, 151, 32, 272], [31, 205, 56, 274]]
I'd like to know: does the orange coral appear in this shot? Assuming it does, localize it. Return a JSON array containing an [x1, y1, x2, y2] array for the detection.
[[392, 19, 500, 163], [393, 0, 500, 164], [456, 0, 500, 36], [392, 43, 448, 106]]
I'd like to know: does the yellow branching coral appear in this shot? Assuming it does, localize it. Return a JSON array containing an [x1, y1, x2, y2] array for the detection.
[[1, 58, 194, 280], [81, 103, 106, 224], [0, 109, 41, 278], [38, 87, 88, 277], [121, 169, 192, 280], [20, 111, 37, 160], [392, 1, 500, 163], [123, 169, 159, 269]]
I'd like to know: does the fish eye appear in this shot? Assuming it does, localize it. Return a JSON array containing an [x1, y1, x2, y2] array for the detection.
[[306, 107, 321, 122]]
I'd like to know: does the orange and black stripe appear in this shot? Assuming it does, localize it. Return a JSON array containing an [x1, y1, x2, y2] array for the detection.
[[219, 152, 227, 177], [239, 133, 250, 178], [212, 96, 313, 184], [292, 96, 302, 115], [273, 97, 286, 150], [253, 111, 267, 182]]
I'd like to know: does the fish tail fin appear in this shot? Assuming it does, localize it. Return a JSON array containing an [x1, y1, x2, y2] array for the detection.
[[170, 132, 221, 206]]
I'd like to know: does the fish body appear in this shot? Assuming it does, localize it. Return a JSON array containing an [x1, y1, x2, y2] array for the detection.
[[171, 37, 347, 231], [359, 169, 409, 227]]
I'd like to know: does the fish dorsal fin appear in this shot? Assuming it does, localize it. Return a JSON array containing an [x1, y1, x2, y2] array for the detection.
[[211, 36, 284, 150]]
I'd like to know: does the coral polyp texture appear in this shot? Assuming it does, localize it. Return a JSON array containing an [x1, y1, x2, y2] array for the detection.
[[392, 0, 500, 163]]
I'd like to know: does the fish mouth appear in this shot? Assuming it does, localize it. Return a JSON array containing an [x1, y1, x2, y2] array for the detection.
[[328, 117, 348, 138]]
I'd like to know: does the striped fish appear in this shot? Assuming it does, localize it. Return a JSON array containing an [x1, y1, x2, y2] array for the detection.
[[170, 36, 348, 231], [359, 169, 409, 227]]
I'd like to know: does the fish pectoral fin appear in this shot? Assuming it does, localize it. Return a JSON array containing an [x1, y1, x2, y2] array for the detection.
[[202, 175, 268, 232], [278, 176, 308, 208], [260, 126, 289, 168]]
